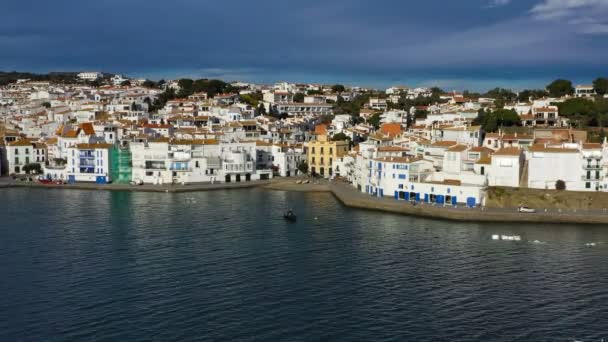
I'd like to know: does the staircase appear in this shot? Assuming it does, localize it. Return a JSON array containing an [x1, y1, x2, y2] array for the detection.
[[519, 160, 529, 188]]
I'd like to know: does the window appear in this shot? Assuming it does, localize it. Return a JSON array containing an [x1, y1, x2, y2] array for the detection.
[[586, 182, 591, 189], [321, 147, 324, 154], [398, 174, 407, 179], [330, 148, 333, 154], [25, 148, 29, 154], [311, 147, 315, 154], [15, 149, 18, 155], [196, 161, 200, 168]]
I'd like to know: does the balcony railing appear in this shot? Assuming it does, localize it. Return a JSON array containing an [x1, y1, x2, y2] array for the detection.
[[582, 175, 602, 181], [583, 163, 602, 170]]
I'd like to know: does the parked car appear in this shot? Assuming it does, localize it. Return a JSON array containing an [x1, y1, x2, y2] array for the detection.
[[518, 206, 536, 213], [38, 178, 53, 184]]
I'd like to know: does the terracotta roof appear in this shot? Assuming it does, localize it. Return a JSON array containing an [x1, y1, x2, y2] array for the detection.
[[79, 122, 95, 135], [431, 140, 458, 148], [62, 130, 79, 138], [314, 124, 328, 134], [582, 143, 602, 150], [469, 146, 494, 153], [447, 145, 468, 152], [528, 145, 579, 153], [380, 123, 402, 137], [476, 155, 492, 165], [494, 147, 522, 156], [8, 140, 33, 147], [377, 146, 409, 152], [373, 156, 423, 163], [76, 143, 112, 149]]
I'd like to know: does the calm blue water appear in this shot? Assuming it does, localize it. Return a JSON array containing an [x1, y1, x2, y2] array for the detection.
[[1, 188, 608, 341]]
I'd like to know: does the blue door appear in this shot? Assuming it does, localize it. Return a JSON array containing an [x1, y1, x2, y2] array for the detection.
[[96, 176, 107, 184], [452, 196, 457, 205], [68, 175, 75, 184], [424, 194, 429, 203], [379, 189, 384, 197], [366, 185, 369, 194], [404, 192, 410, 201], [415, 193, 420, 202], [467, 197, 476, 208], [437, 195, 444, 205], [394, 191, 399, 200]]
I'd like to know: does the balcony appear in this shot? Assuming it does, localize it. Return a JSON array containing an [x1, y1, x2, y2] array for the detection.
[[583, 163, 602, 170], [582, 175, 602, 181]]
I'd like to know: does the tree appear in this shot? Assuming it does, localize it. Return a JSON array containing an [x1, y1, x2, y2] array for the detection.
[[23, 163, 41, 174], [494, 108, 521, 127], [368, 113, 381, 129], [405, 113, 413, 128], [41, 102, 51, 108], [517, 89, 548, 102], [256, 104, 266, 116], [142, 80, 156, 88], [331, 84, 345, 93], [555, 179, 566, 191], [293, 93, 305, 102], [557, 98, 595, 117], [546, 79, 574, 97], [414, 109, 428, 119], [319, 114, 334, 124], [297, 161, 309, 174], [331, 132, 350, 141], [593, 78, 608, 96], [53, 158, 67, 166], [120, 80, 131, 87]]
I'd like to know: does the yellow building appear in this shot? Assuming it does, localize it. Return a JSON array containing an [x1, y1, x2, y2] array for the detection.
[[306, 134, 349, 178]]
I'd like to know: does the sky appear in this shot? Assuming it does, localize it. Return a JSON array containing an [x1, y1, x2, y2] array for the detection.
[[1, 0, 608, 91]]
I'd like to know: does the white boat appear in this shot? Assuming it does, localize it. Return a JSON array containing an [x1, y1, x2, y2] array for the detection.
[[500, 235, 522, 241]]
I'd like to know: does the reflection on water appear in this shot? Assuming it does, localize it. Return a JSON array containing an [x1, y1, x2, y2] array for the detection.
[[1, 188, 607, 341]]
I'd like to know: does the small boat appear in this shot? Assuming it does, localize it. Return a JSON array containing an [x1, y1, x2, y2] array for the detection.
[[284, 210, 297, 222]]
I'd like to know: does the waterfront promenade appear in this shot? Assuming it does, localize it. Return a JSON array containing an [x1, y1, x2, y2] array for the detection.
[[328, 181, 608, 225], [0, 178, 270, 193], [3, 177, 608, 224]]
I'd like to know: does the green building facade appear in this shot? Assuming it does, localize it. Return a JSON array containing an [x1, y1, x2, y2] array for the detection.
[[110, 146, 132, 184]]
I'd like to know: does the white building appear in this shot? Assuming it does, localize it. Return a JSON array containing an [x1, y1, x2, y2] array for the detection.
[[77, 72, 102, 81], [575, 85, 596, 98], [527, 143, 605, 191], [369, 98, 388, 111], [488, 147, 524, 187], [66, 143, 112, 183], [7, 140, 47, 175]]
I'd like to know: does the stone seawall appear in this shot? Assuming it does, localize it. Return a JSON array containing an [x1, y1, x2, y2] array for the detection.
[[4, 180, 270, 193], [329, 182, 608, 225]]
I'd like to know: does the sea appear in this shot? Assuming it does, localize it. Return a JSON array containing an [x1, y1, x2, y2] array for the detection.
[[1, 188, 607, 341]]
